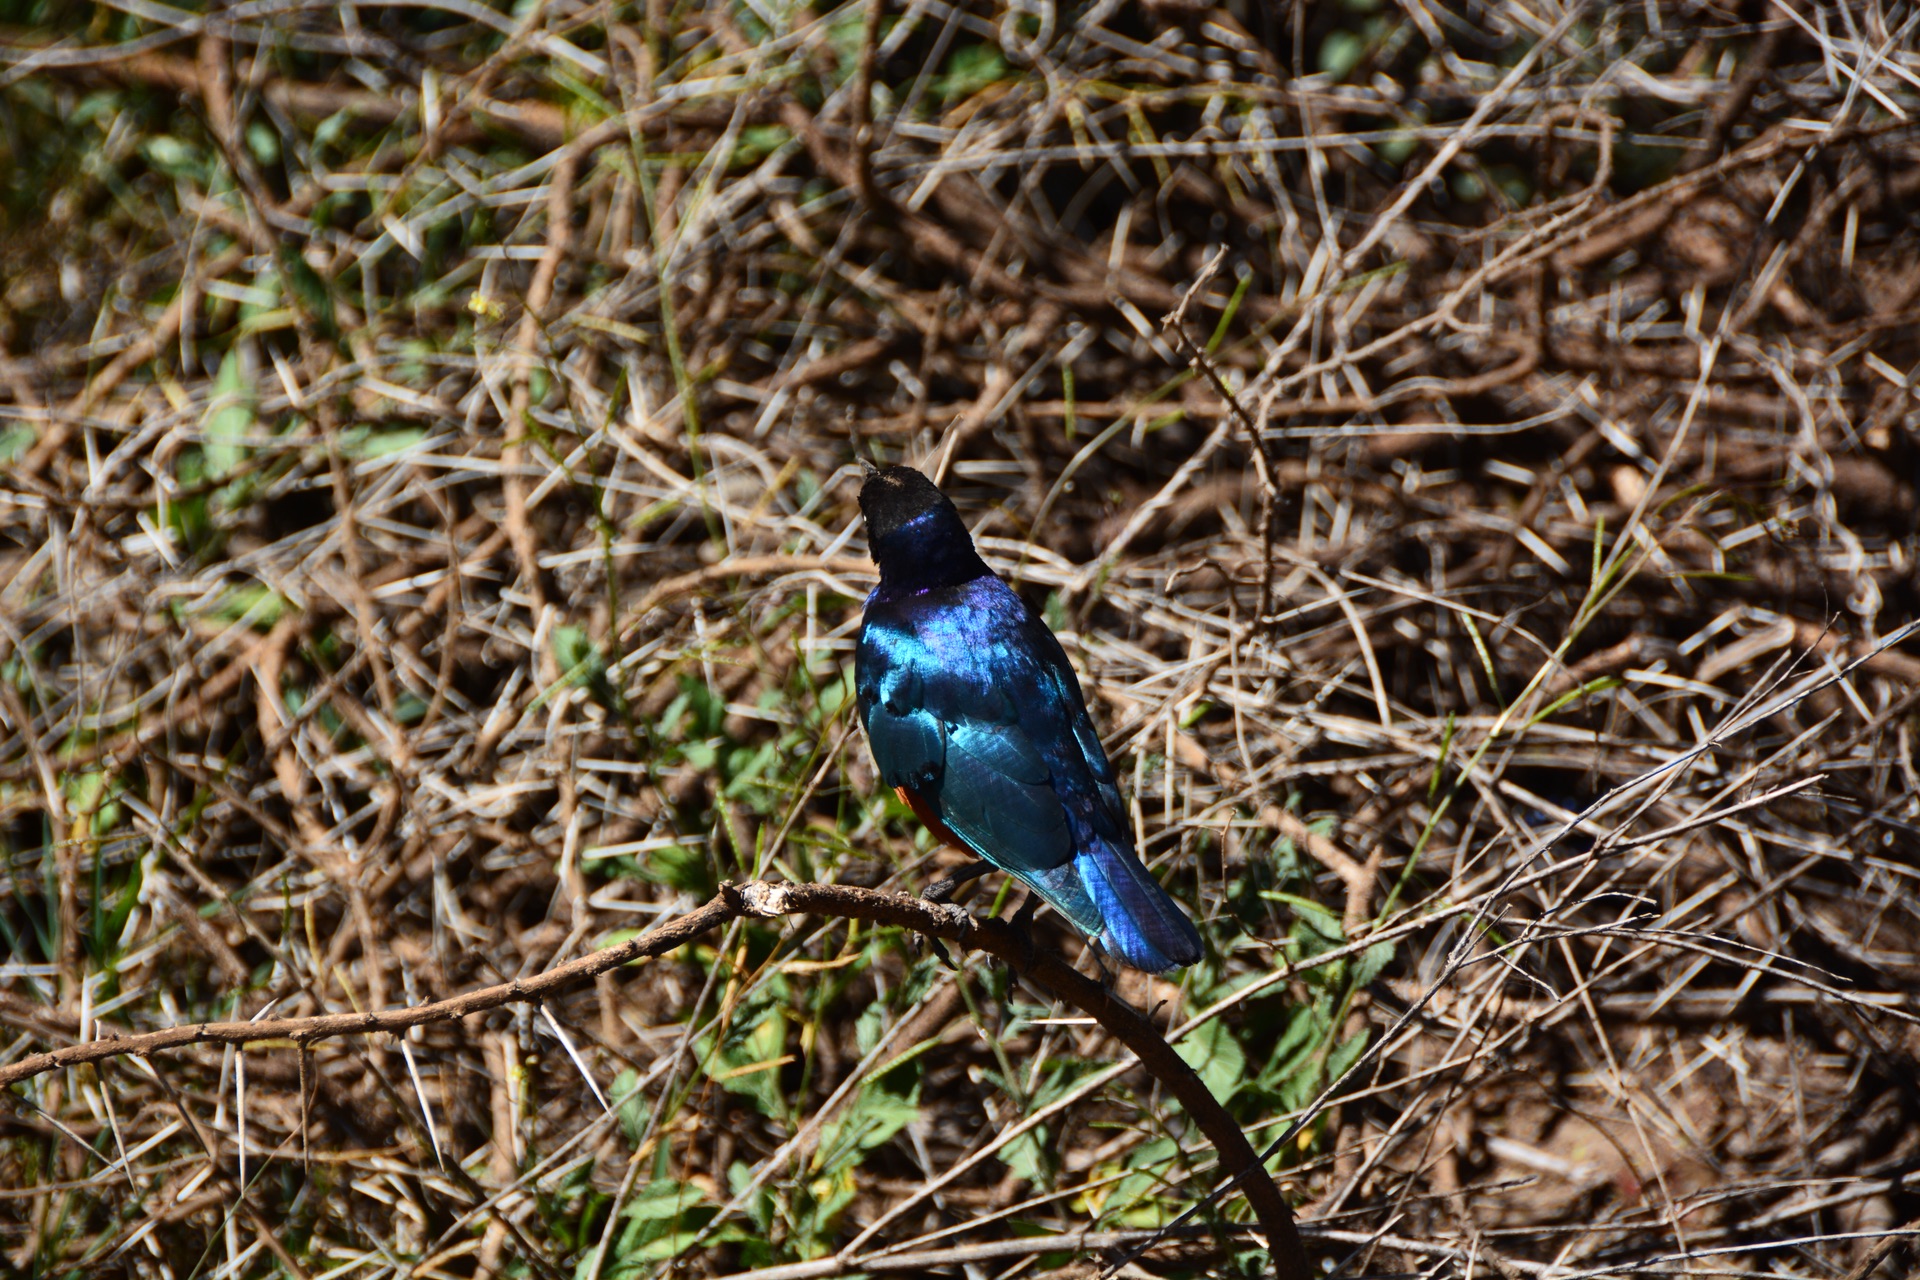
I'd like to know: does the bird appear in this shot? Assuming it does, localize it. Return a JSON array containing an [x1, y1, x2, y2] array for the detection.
[[853, 462, 1204, 974]]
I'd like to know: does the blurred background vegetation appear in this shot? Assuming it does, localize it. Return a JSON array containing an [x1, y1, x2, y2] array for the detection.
[[3, 2, 1919, 1278]]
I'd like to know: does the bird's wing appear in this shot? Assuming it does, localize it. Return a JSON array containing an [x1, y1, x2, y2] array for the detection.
[[1018, 615, 1206, 973], [1020, 615, 1132, 836], [857, 623, 1101, 934]]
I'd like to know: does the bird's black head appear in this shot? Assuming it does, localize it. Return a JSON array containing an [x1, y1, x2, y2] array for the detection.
[[858, 463, 990, 592], [858, 463, 952, 540]]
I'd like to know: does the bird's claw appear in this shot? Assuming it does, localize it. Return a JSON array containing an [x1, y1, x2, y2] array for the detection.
[[917, 861, 990, 967], [922, 860, 989, 907], [922, 874, 963, 905], [912, 900, 974, 969]]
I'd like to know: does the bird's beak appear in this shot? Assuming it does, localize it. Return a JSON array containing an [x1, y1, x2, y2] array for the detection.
[[857, 455, 880, 478]]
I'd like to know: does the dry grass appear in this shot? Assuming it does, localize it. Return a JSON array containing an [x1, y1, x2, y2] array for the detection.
[[3, 2, 1920, 1279]]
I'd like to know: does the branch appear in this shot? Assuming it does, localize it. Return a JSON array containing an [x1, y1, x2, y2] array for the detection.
[[0, 881, 1311, 1280]]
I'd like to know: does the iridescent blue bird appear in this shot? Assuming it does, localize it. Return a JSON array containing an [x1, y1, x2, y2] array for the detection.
[[853, 463, 1204, 973]]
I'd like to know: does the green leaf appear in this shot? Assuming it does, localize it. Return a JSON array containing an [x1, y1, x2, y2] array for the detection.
[[1451, 171, 1487, 203], [553, 625, 598, 677], [815, 670, 854, 719], [1174, 1016, 1246, 1100], [613, 1068, 648, 1145], [623, 1179, 710, 1223], [64, 770, 111, 818], [547, 624, 628, 718], [245, 121, 280, 165], [936, 44, 1008, 102], [1351, 939, 1395, 988], [855, 1001, 888, 1056], [141, 134, 205, 180], [1327, 1027, 1371, 1084], [815, 1077, 920, 1176], [699, 990, 788, 1119], [203, 350, 254, 479], [586, 1179, 741, 1276], [624, 844, 716, 898], [1269, 1002, 1323, 1067], [1319, 31, 1367, 80], [278, 242, 336, 335], [793, 1166, 859, 1258], [1376, 128, 1420, 166], [1265, 892, 1346, 943], [723, 740, 779, 797], [338, 426, 428, 460], [96, 846, 144, 955], [203, 583, 292, 630], [680, 674, 728, 738], [0, 424, 34, 463], [1104, 1138, 1183, 1224], [727, 1161, 775, 1238], [1001, 1127, 1051, 1184], [733, 124, 791, 167], [1128, 1136, 1180, 1170]]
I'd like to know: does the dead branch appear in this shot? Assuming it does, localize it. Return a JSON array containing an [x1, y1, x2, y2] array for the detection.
[[0, 880, 1311, 1280]]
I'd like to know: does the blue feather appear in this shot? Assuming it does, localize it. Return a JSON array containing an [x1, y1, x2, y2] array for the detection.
[[853, 471, 1203, 973]]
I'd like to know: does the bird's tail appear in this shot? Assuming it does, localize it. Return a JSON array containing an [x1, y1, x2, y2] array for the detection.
[[1076, 842, 1204, 973]]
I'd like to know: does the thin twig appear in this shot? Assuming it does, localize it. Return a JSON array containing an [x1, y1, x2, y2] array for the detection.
[[1, 881, 1312, 1280]]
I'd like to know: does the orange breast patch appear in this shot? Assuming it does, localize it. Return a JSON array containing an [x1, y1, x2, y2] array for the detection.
[[894, 784, 966, 851]]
